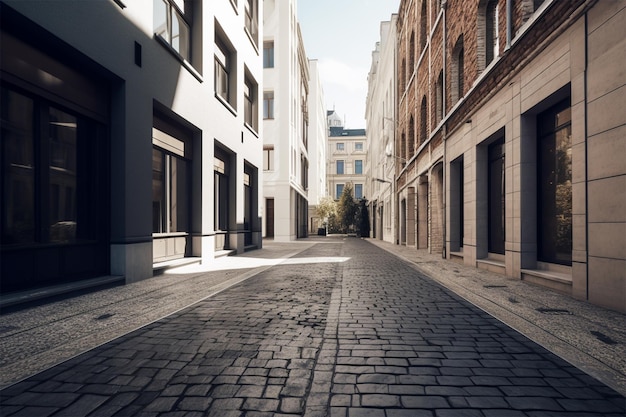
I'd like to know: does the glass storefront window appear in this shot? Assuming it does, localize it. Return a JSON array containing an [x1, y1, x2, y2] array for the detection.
[[152, 147, 189, 234], [1, 88, 35, 245], [488, 138, 505, 255], [538, 99, 572, 265], [1, 86, 103, 247], [49, 107, 78, 243]]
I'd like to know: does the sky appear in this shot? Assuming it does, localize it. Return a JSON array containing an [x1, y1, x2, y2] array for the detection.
[[297, 0, 400, 129]]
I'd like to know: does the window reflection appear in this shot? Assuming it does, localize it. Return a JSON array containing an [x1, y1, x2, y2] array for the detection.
[[1, 88, 35, 244], [49, 107, 77, 243], [152, 147, 189, 234], [1, 86, 102, 247], [538, 100, 572, 265]]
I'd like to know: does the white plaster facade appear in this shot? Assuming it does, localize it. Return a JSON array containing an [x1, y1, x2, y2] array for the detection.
[[307, 59, 328, 234], [0, 0, 263, 292], [262, 0, 310, 241], [366, 16, 398, 244]]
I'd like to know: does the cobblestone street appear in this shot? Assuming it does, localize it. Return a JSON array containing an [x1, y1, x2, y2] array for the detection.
[[1, 237, 624, 416]]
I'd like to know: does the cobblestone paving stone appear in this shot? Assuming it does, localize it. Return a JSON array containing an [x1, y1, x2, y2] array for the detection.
[[1, 237, 625, 417]]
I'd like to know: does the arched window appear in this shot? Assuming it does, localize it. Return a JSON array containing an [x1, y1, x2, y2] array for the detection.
[[451, 35, 464, 103], [400, 131, 407, 166], [486, 0, 499, 66], [408, 115, 415, 156], [436, 70, 444, 123], [420, 96, 427, 145], [478, 0, 499, 71], [401, 58, 406, 93], [409, 31, 416, 72], [420, 1, 427, 51]]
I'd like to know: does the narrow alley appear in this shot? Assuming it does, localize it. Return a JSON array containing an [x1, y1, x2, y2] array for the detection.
[[1, 237, 624, 416]]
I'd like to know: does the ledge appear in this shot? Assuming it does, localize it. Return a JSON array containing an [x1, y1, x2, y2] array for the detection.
[[521, 268, 572, 294], [0, 275, 125, 310], [153, 257, 201, 275], [476, 258, 506, 275]]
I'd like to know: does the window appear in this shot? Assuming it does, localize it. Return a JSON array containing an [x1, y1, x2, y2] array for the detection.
[[215, 34, 234, 106], [244, 72, 258, 131], [243, 164, 256, 246], [488, 138, 505, 254], [420, 96, 427, 145], [400, 58, 406, 93], [408, 115, 415, 156], [152, 147, 189, 234], [263, 146, 274, 171], [538, 99, 572, 265], [1, 87, 104, 246], [244, 0, 258, 47], [452, 35, 464, 102], [409, 31, 415, 71], [336, 160, 345, 175], [486, 0, 499, 66], [420, 0, 427, 50], [336, 184, 344, 199], [355, 184, 363, 200], [336, 142, 345, 151], [301, 154, 308, 190], [153, 0, 190, 60], [355, 160, 363, 175], [479, 0, 499, 71], [263, 91, 274, 120], [263, 41, 274, 68], [436, 70, 444, 123], [214, 153, 229, 231], [355, 142, 363, 151]]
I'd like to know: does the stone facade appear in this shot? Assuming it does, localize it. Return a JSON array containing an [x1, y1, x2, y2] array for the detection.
[[394, 0, 625, 312]]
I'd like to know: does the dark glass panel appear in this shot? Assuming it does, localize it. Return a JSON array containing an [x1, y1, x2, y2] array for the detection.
[[538, 100, 572, 265], [488, 138, 505, 254], [1, 88, 35, 244], [152, 148, 165, 233], [48, 107, 77, 243]]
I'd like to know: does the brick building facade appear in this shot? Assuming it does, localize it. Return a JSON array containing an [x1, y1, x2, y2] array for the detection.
[[394, 0, 625, 312]]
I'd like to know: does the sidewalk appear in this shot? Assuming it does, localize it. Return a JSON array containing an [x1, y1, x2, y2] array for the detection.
[[366, 238, 626, 396], [0, 240, 317, 390]]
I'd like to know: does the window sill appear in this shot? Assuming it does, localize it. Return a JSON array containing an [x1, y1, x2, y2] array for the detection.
[[153, 232, 189, 238], [244, 27, 259, 54], [216, 93, 237, 116], [244, 122, 259, 137], [154, 35, 203, 83], [229, 0, 238, 14]]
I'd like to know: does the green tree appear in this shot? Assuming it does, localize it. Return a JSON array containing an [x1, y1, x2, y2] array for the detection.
[[337, 183, 358, 233], [316, 196, 337, 222], [316, 196, 337, 234]]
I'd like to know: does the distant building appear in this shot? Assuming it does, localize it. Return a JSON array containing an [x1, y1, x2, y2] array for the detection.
[[327, 111, 367, 205], [391, 0, 625, 312], [262, 0, 310, 241], [366, 15, 398, 244], [307, 60, 328, 235], [1, 0, 263, 294]]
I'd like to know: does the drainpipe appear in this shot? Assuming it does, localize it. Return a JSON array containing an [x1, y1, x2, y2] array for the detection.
[[584, 11, 589, 301], [441, 0, 447, 258]]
